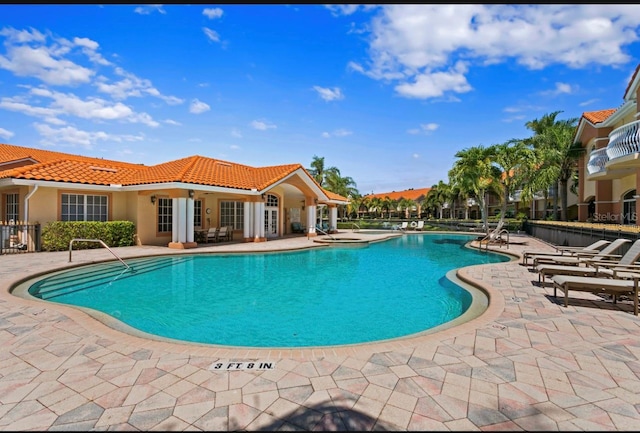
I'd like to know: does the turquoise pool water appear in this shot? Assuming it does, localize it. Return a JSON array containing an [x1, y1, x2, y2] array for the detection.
[[27, 233, 509, 347]]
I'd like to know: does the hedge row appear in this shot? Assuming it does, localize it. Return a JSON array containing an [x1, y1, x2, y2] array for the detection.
[[41, 221, 136, 251]]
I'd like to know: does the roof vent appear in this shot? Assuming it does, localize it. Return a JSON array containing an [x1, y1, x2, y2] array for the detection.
[[215, 161, 232, 167]]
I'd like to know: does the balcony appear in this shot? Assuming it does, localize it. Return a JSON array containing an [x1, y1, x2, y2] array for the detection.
[[605, 120, 640, 168], [509, 189, 546, 202], [587, 147, 608, 175]]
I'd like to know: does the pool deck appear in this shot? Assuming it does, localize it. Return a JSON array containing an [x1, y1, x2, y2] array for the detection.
[[1, 232, 640, 431]]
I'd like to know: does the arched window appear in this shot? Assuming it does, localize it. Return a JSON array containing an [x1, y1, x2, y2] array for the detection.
[[266, 194, 279, 207], [623, 190, 636, 225]]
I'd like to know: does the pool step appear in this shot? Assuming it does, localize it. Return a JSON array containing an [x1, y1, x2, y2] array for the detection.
[[30, 256, 193, 300]]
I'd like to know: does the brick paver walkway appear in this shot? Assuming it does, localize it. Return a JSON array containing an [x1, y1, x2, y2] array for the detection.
[[1, 233, 640, 431]]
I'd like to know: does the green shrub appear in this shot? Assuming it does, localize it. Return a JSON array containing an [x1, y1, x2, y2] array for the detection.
[[41, 221, 136, 251]]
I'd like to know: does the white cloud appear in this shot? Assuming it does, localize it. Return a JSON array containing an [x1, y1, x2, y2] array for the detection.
[[579, 98, 600, 107], [203, 27, 220, 43], [407, 123, 438, 135], [412, 153, 420, 159], [0, 127, 14, 139], [95, 68, 183, 104], [230, 144, 240, 150], [231, 128, 242, 138], [313, 85, 345, 101], [352, 4, 640, 99], [540, 81, 574, 96], [322, 128, 353, 138], [189, 99, 210, 114], [251, 120, 276, 130], [164, 119, 181, 126], [203, 8, 223, 19], [0, 28, 95, 86], [134, 5, 166, 15], [1, 88, 159, 127], [34, 123, 144, 149]]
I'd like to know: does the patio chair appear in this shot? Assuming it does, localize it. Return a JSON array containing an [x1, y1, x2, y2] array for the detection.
[[217, 226, 230, 242], [415, 220, 425, 231], [532, 238, 631, 268], [522, 239, 611, 266], [206, 227, 218, 243], [397, 222, 408, 231], [551, 274, 639, 316], [536, 239, 640, 285], [291, 222, 306, 233]]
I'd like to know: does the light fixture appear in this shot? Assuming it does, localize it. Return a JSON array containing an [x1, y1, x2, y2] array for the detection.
[[150, 195, 156, 205], [188, 189, 195, 198], [261, 193, 266, 200]]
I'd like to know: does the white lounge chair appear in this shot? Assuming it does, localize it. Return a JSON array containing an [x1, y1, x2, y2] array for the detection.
[[217, 226, 230, 242], [397, 222, 408, 231], [536, 239, 640, 285], [522, 239, 611, 266], [415, 221, 425, 231], [532, 238, 631, 268]]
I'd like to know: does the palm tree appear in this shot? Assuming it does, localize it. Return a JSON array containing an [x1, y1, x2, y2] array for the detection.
[[490, 140, 533, 226], [308, 155, 339, 187], [449, 145, 501, 233], [525, 111, 582, 221], [323, 169, 358, 220]]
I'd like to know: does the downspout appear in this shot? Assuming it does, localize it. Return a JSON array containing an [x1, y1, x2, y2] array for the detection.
[[24, 184, 39, 223]]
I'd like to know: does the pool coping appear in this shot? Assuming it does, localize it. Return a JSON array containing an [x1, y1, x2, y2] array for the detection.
[[3, 232, 517, 360]]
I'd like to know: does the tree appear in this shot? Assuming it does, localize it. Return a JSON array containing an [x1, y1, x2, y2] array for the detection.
[[449, 145, 501, 233], [308, 155, 339, 187], [525, 111, 582, 221], [490, 140, 533, 226]]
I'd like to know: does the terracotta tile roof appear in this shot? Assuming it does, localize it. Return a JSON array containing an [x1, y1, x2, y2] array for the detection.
[[323, 189, 349, 202], [365, 187, 431, 201], [582, 109, 617, 125], [0, 143, 345, 200]]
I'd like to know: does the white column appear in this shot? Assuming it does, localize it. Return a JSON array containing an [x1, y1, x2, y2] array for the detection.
[[244, 201, 251, 239], [258, 201, 266, 239], [254, 201, 262, 241], [177, 197, 187, 243], [329, 206, 337, 231], [186, 197, 194, 243], [172, 198, 179, 243], [307, 205, 316, 234]]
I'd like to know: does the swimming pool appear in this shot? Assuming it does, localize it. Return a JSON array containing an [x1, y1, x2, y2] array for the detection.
[[23, 233, 509, 348]]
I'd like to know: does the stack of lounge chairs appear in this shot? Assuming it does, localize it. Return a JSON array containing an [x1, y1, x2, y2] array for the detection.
[[524, 238, 640, 316]]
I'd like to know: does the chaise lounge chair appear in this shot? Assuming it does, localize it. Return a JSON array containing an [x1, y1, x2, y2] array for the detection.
[[397, 222, 408, 231], [532, 238, 630, 268], [536, 239, 640, 285], [291, 222, 306, 233], [415, 220, 425, 231], [522, 239, 611, 266], [551, 274, 639, 316]]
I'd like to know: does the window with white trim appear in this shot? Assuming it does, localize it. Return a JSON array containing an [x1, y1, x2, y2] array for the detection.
[[194, 199, 202, 228], [157, 198, 172, 233], [61, 193, 108, 221], [220, 201, 244, 230], [5, 193, 19, 222]]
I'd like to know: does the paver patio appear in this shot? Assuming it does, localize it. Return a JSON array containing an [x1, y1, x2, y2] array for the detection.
[[1, 233, 640, 431]]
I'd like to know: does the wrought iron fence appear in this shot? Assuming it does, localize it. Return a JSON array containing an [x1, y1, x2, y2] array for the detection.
[[0, 221, 41, 254]]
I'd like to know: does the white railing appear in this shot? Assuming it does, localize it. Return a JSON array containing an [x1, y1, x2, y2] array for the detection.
[[587, 147, 609, 175], [606, 120, 640, 160], [510, 189, 546, 202]]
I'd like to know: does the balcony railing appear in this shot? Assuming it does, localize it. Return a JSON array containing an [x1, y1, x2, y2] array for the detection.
[[606, 120, 640, 160], [510, 189, 548, 202], [587, 147, 609, 175]]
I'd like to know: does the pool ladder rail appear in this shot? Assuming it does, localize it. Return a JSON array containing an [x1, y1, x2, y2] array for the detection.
[[68, 238, 132, 271]]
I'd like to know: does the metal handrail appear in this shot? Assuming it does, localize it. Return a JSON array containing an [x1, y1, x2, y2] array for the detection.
[[313, 226, 336, 240], [69, 238, 131, 270]]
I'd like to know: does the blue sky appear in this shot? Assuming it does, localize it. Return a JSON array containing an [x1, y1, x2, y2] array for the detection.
[[1, 4, 640, 195]]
